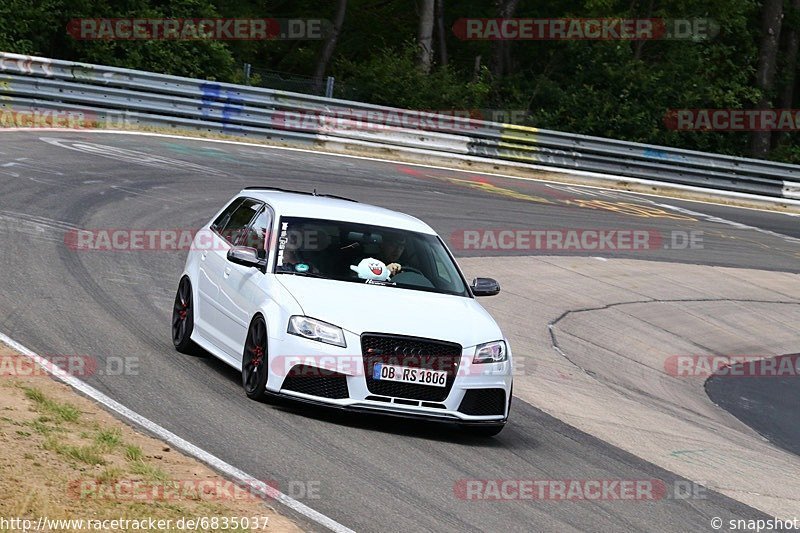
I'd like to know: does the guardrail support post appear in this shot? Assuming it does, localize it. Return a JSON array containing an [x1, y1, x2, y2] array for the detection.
[[243, 63, 252, 85], [325, 76, 335, 98]]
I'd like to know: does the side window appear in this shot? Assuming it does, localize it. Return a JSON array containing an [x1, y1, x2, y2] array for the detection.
[[211, 198, 244, 233], [237, 207, 272, 257], [215, 199, 262, 245]]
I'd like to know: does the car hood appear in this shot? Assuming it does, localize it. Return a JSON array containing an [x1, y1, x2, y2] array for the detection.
[[275, 275, 503, 348]]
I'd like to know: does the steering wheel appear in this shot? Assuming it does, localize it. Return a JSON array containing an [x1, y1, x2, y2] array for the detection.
[[396, 266, 424, 276]]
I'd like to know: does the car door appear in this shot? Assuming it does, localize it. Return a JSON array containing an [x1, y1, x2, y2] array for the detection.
[[196, 197, 242, 345], [200, 198, 263, 357], [218, 205, 273, 360]]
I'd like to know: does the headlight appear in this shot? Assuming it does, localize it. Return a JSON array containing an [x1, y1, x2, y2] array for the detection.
[[287, 316, 346, 347], [473, 340, 507, 364]]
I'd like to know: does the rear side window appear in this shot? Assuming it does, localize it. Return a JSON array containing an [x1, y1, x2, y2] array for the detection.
[[211, 198, 244, 233], [213, 198, 263, 245], [237, 207, 273, 257]]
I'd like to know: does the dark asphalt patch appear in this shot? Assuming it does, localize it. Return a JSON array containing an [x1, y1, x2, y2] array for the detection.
[[705, 354, 800, 457]]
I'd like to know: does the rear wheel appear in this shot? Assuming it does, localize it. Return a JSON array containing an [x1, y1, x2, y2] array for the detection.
[[243, 317, 269, 401], [171, 277, 194, 353]]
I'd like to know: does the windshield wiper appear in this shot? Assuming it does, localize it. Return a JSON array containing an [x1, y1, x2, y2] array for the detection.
[[275, 270, 328, 279]]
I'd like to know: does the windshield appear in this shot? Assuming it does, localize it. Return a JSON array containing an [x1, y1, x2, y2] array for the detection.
[[273, 217, 470, 297]]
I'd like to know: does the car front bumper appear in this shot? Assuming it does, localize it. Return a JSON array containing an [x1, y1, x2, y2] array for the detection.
[[266, 330, 513, 423]]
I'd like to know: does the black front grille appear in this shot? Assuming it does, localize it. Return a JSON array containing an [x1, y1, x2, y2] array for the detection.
[[281, 365, 349, 399], [458, 389, 506, 416], [361, 334, 462, 402]]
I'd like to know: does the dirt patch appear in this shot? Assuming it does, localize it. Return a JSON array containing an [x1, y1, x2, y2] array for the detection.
[[0, 345, 303, 532]]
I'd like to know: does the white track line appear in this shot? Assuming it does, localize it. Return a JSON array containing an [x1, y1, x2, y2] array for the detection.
[[652, 201, 800, 245], [1, 126, 796, 528], [0, 330, 354, 533], [2, 128, 799, 214]]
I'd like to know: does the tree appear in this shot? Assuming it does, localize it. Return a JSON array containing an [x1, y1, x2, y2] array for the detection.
[[776, 0, 800, 147], [750, 0, 784, 158], [633, 0, 655, 61], [435, 0, 448, 67], [417, 0, 435, 73], [313, 0, 348, 92], [489, 0, 519, 78]]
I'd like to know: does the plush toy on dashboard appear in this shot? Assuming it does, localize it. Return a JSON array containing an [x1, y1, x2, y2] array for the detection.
[[350, 258, 392, 281]]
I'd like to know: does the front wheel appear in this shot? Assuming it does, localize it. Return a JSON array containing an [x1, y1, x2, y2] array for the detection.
[[171, 277, 194, 353], [242, 317, 269, 401]]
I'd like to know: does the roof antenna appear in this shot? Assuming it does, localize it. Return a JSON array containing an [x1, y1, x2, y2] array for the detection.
[[313, 188, 317, 196]]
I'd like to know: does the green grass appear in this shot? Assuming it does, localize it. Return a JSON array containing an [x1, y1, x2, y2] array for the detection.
[[129, 460, 168, 481], [28, 416, 60, 435], [124, 444, 143, 462], [94, 428, 122, 451], [23, 387, 79, 423], [97, 467, 125, 483], [43, 437, 106, 466]]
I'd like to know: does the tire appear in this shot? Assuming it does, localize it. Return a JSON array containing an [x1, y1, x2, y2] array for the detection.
[[465, 424, 505, 437], [171, 277, 195, 353], [242, 316, 269, 401]]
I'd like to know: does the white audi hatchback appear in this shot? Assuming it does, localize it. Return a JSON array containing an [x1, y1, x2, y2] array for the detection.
[[171, 188, 513, 436]]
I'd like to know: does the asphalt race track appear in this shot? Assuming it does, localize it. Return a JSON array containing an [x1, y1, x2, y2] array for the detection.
[[706, 354, 800, 458], [0, 131, 797, 531]]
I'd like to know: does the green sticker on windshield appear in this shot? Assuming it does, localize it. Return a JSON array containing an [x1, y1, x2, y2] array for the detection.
[[295, 263, 310, 273]]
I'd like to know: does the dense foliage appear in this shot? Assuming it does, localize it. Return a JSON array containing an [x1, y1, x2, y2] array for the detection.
[[2, 0, 798, 162]]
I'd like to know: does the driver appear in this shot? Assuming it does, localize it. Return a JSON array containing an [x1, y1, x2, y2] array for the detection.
[[379, 232, 406, 276]]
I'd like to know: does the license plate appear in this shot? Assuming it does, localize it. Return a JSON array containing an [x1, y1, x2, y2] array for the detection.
[[373, 363, 447, 387]]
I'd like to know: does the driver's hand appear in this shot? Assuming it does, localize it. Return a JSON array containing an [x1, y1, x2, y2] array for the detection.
[[387, 263, 402, 276]]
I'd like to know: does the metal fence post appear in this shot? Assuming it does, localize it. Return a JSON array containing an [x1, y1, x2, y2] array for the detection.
[[243, 63, 252, 85], [325, 76, 335, 98]]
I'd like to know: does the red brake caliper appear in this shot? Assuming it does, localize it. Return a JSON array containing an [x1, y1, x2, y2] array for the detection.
[[251, 345, 264, 367], [178, 296, 188, 319]]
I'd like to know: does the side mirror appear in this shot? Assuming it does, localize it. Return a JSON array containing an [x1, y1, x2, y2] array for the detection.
[[471, 277, 501, 297], [227, 246, 267, 271]]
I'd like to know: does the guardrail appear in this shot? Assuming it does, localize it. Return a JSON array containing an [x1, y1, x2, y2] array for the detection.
[[2, 51, 799, 201]]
